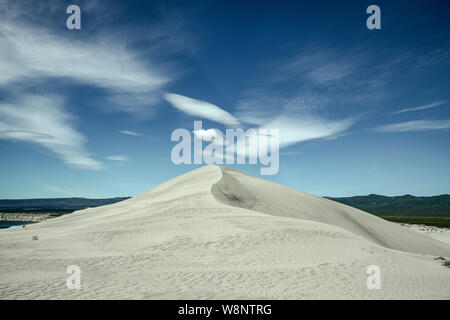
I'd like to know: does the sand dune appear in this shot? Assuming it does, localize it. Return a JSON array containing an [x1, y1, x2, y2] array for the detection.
[[212, 168, 450, 256], [1, 165, 449, 299]]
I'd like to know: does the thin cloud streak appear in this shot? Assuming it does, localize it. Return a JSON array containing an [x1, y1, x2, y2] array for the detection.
[[376, 119, 450, 132], [165, 93, 241, 127], [260, 115, 355, 148], [119, 130, 142, 136], [390, 100, 449, 114], [106, 155, 128, 161]]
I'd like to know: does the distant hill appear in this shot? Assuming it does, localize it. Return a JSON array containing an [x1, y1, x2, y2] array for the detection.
[[0, 197, 130, 213], [2, 194, 450, 217], [326, 194, 450, 217]]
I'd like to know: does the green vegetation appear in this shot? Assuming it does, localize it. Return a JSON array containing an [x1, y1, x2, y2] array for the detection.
[[327, 194, 450, 228], [381, 216, 450, 228], [327, 194, 450, 217]]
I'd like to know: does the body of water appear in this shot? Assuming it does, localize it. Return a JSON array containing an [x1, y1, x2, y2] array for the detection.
[[0, 221, 35, 229]]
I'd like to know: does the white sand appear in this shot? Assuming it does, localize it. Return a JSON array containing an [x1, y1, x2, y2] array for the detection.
[[1, 165, 449, 299], [399, 224, 450, 246]]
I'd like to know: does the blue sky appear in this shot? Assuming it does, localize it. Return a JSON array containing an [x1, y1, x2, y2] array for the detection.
[[0, 0, 449, 198]]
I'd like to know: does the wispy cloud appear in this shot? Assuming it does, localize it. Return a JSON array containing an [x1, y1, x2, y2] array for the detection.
[[165, 81, 356, 151], [0, 94, 102, 170], [166, 91, 355, 151], [193, 129, 224, 144], [279, 46, 386, 90], [0, 1, 191, 170], [165, 93, 241, 127], [0, 0, 193, 118], [119, 130, 142, 136], [231, 47, 378, 147], [261, 115, 355, 148], [236, 91, 357, 148], [375, 119, 450, 132], [390, 100, 449, 114], [0, 21, 168, 99], [106, 155, 128, 161]]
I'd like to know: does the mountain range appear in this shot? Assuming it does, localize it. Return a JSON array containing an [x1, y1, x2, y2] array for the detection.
[[327, 194, 450, 217], [1, 194, 449, 217]]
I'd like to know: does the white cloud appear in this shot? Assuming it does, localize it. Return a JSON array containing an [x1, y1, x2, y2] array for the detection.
[[0, 15, 174, 117], [236, 91, 356, 149], [260, 115, 355, 148], [106, 155, 128, 161], [0, 22, 168, 92], [164, 93, 241, 127], [193, 128, 224, 144], [0, 94, 102, 170], [390, 100, 449, 114], [376, 119, 450, 132], [119, 130, 142, 136], [0, 0, 200, 120], [166, 90, 355, 151], [165, 91, 352, 153]]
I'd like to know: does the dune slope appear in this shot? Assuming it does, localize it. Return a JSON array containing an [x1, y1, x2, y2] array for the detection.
[[0, 165, 449, 299], [212, 168, 450, 256]]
